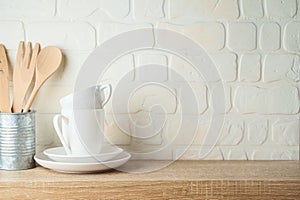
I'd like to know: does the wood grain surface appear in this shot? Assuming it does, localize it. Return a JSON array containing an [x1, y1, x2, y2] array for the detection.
[[0, 161, 299, 199]]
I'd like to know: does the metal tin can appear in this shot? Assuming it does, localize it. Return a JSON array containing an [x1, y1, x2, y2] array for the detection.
[[0, 110, 36, 170]]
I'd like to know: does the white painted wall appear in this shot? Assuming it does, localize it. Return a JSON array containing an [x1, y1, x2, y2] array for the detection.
[[0, 0, 299, 160]]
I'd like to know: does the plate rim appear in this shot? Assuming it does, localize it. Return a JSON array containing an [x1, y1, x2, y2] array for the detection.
[[34, 151, 131, 166]]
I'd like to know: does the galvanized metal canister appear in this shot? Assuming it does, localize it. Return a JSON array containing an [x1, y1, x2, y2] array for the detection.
[[0, 110, 36, 170]]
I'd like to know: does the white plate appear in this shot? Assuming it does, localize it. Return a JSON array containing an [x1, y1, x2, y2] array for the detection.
[[44, 146, 123, 163], [34, 151, 131, 173]]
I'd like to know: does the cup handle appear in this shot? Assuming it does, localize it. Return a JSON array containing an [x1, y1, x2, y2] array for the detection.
[[53, 114, 71, 154], [99, 84, 112, 107]]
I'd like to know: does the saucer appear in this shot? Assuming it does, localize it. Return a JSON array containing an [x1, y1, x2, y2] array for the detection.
[[44, 145, 123, 163], [34, 151, 131, 173]]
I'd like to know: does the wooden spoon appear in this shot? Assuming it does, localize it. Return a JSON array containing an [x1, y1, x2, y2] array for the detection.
[[0, 44, 10, 112], [23, 46, 62, 112], [12, 42, 40, 112]]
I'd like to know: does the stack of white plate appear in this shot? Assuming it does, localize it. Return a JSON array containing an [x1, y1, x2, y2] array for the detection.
[[34, 146, 130, 173]]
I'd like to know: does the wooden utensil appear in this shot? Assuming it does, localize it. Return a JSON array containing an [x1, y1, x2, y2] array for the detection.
[[12, 42, 40, 112], [12, 41, 25, 112], [0, 44, 10, 112], [23, 46, 62, 112]]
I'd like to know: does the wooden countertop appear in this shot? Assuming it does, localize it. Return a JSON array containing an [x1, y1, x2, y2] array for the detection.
[[0, 161, 300, 199]]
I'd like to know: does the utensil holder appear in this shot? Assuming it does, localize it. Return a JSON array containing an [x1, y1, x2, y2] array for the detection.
[[0, 110, 36, 170]]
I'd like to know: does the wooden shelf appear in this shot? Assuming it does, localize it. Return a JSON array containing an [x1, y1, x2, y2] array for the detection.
[[0, 161, 299, 199]]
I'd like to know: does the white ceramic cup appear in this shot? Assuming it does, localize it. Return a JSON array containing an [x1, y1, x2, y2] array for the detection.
[[53, 109, 104, 156], [60, 84, 112, 109]]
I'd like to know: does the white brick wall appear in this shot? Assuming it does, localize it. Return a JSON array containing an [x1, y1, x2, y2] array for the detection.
[[1, 0, 299, 160]]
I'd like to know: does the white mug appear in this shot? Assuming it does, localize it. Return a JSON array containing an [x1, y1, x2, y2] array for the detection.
[[53, 109, 104, 155], [60, 84, 112, 109]]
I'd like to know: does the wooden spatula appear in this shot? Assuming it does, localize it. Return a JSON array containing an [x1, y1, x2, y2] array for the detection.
[[0, 44, 11, 112], [12, 42, 40, 112], [12, 41, 24, 112]]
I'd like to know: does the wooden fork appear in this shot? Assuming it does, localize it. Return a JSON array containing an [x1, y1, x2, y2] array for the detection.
[[12, 42, 40, 112]]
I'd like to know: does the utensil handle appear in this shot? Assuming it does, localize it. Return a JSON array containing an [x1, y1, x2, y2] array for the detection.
[[99, 84, 112, 108], [0, 75, 10, 112], [53, 114, 71, 154], [23, 85, 39, 112]]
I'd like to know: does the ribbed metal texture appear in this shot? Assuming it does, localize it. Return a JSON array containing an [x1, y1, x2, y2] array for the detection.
[[0, 111, 36, 170]]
